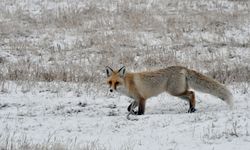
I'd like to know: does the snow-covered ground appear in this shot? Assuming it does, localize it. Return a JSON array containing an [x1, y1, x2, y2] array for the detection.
[[0, 0, 249, 149], [0, 82, 249, 150]]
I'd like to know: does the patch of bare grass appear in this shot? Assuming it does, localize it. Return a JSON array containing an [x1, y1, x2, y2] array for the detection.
[[0, 0, 249, 93]]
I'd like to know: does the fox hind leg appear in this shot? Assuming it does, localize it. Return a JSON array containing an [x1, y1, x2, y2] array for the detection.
[[187, 91, 196, 113], [178, 91, 196, 113], [168, 72, 196, 113]]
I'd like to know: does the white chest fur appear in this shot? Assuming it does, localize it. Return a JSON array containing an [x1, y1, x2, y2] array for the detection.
[[116, 86, 133, 98]]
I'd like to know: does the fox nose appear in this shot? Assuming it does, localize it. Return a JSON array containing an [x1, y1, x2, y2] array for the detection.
[[110, 89, 113, 92]]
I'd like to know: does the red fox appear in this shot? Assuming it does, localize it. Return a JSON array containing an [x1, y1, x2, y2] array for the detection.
[[105, 66, 233, 115]]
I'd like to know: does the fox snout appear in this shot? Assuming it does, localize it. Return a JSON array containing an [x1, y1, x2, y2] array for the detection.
[[108, 82, 123, 93], [108, 82, 117, 93]]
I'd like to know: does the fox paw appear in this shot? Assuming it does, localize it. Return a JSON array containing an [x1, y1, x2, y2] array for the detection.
[[127, 109, 137, 115], [131, 110, 138, 115], [188, 108, 196, 113], [129, 110, 144, 115]]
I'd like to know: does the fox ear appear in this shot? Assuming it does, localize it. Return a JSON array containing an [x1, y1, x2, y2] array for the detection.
[[105, 66, 113, 77], [118, 66, 126, 77]]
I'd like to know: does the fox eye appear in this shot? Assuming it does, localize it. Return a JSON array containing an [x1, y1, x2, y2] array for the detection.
[[108, 81, 112, 85], [115, 82, 120, 86]]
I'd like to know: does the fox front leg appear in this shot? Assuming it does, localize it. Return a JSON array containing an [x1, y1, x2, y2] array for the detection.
[[127, 101, 138, 115], [127, 98, 145, 115], [127, 101, 140, 120], [137, 99, 145, 115]]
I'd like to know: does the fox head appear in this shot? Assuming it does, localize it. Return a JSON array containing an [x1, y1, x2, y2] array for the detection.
[[105, 66, 126, 93]]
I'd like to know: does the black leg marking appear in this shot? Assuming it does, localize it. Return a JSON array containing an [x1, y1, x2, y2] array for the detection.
[[127, 103, 132, 112], [127, 101, 138, 114], [137, 100, 145, 115], [188, 101, 196, 113], [188, 107, 196, 113]]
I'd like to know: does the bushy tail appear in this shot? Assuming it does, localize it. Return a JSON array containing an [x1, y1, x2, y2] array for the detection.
[[187, 69, 233, 109]]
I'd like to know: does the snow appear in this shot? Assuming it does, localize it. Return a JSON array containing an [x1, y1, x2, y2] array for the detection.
[[0, 82, 249, 149]]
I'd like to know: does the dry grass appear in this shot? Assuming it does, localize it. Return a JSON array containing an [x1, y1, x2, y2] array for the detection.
[[0, 0, 249, 92], [0, 131, 138, 150]]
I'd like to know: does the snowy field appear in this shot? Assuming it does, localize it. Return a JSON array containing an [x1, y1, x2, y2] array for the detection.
[[0, 82, 250, 150], [0, 0, 250, 149]]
